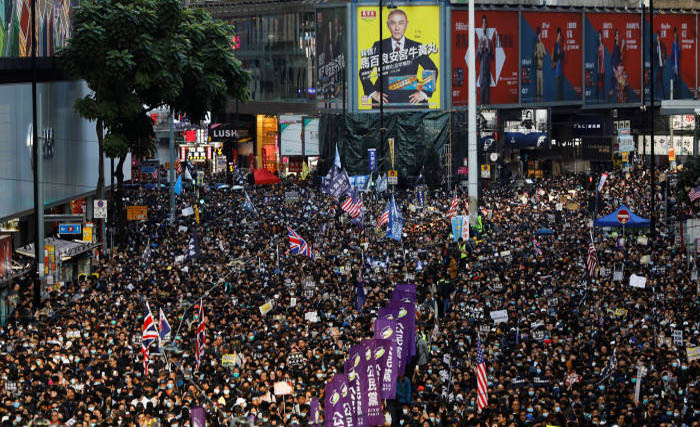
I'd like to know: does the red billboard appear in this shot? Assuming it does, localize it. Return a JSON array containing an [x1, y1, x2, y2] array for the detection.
[[452, 10, 519, 106], [649, 14, 696, 100], [521, 12, 583, 103], [584, 13, 642, 104]]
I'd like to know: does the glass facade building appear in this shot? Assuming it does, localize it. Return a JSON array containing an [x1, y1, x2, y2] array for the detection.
[[228, 12, 316, 103]]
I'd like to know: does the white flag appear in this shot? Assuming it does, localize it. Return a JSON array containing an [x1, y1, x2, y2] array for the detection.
[[597, 173, 608, 192]]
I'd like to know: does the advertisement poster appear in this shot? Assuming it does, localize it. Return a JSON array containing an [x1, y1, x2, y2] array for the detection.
[[316, 7, 347, 109], [521, 12, 582, 103], [645, 14, 696, 102], [584, 13, 642, 105], [279, 115, 303, 156], [452, 10, 519, 106], [357, 5, 441, 110]]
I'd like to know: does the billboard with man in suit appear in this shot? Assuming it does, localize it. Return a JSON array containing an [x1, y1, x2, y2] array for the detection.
[[357, 5, 441, 110]]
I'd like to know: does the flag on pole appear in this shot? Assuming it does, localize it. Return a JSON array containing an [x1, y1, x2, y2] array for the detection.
[[356, 282, 366, 312], [301, 161, 310, 180], [174, 157, 182, 175], [597, 173, 608, 192], [243, 191, 255, 213], [185, 164, 193, 182], [341, 190, 364, 219], [689, 185, 700, 202], [387, 193, 404, 241], [587, 238, 598, 278], [377, 202, 390, 228], [447, 196, 459, 218], [287, 227, 314, 259], [533, 238, 542, 257], [475, 335, 489, 412], [376, 173, 388, 193], [597, 347, 617, 384], [186, 229, 201, 261], [159, 308, 171, 344], [141, 303, 159, 375], [334, 144, 342, 168], [195, 299, 205, 371], [142, 238, 152, 260], [416, 188, 425, 207], [174, 175, 182, 195]]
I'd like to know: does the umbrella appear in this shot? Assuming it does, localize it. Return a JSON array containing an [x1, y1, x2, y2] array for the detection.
[[534, 228, 554, 236]]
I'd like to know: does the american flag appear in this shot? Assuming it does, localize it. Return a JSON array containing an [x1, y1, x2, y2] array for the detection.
[[464, 200, 470, 216], [174, 158, 182, 175], [689, 186, 700, 202], [141, 303, 159, 374], [587, 240, 597, 278], [341, 192, 363, 219], [377, 203, 390, 227], [447, 196, 459, 218], [533, 238, 542, 257], [288, 227, 314, 259], [475, 335, 488, 411], [195, 299, 205, 371]]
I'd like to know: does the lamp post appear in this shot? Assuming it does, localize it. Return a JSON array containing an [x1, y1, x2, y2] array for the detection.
[[649, 0, 656, 238], [31, 0, 44, 310]]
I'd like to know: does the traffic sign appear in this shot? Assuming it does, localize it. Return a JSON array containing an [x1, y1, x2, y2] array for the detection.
[[58, 223, 82, 235], [617, 208, 630, 224], [127, 206, 148, 221], [94, 199, 107, 219], [387, 170, 398, 185]]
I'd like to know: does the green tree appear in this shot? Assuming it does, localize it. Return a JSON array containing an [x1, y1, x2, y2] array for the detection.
[[59, 0, 248, 232]]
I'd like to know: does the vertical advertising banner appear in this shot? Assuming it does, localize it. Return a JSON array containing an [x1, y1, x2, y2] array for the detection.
[[357, 5, 441, 110], [584, 13, 642, 105], [645, 14, 696, 102], [316, 7, 347, 109], [452, 10, 519, 106], [521, 12, 583, 103]]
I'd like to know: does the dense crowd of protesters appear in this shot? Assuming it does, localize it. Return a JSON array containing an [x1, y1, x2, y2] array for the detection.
[[0, 163, 698, 426]]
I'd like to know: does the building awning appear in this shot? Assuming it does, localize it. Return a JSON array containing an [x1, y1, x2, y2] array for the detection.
[[659, 100, 700, 116], [0, 264, 32, 285], [16, 237, 99, 261]]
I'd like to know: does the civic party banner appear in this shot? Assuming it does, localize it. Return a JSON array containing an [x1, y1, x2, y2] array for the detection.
[[325, 374, 353, 427], [359, 340, 383, 425], [644, 14, 696, 102], [357, 5, 441, 110], [452, 10, 519, 106], [377, 308, 405, 376], [344, 346, 366, 427], [521, 12, 582, 103], [584, 13, 642, 105], [373, 337, 398, 400]]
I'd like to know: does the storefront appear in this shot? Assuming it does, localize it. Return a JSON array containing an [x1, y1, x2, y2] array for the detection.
[[257, 115, 279, 172], [15, 237, 100, 287]]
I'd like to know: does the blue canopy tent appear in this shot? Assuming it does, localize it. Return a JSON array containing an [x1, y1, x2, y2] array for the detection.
[[594, 205, 650, 228]]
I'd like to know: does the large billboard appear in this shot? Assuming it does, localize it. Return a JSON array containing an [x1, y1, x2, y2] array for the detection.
[[357, 5, 441, 110], [645, 14, 696, 102], [280, 115, 303, 156], [452, 10, 519, 106], [0, 0, 72, 58], [584, 13, 642, 105], [316, 7, 347, 109], [521, 12, 582, 103]]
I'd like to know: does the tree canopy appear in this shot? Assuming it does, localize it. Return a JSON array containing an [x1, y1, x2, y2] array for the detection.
[[59, 0, 249, 196]]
